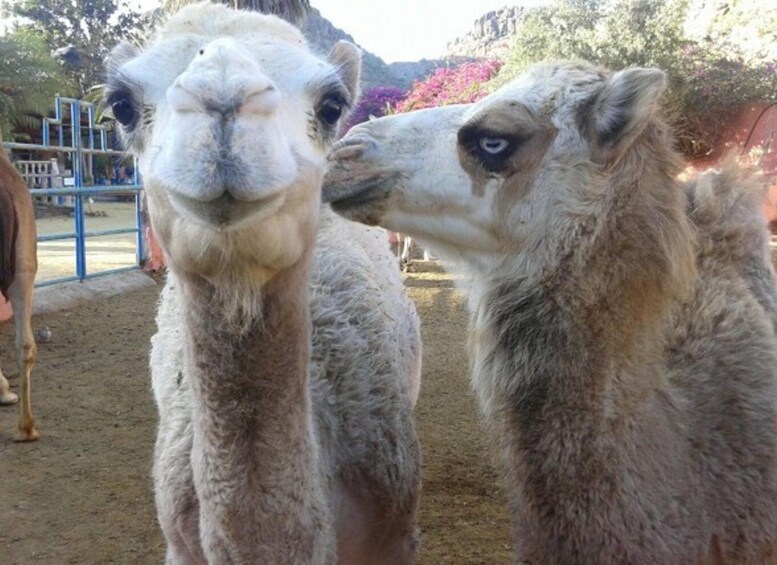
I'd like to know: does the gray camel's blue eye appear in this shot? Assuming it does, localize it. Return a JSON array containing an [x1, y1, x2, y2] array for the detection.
[[479, 136, 510, 155]]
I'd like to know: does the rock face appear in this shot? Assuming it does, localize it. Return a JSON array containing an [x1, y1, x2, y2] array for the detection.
[[302, 7, 399, 89], [301, 5, 527, 89], [446, 6, 525, 59]]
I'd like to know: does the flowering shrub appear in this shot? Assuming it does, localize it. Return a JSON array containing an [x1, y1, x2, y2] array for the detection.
[[673, 43, 777, 155], [395, 60, 503, 113], [344, 86, 407, 131]]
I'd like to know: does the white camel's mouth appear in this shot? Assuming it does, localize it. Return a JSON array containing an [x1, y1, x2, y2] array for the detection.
[[168, 190, 283, 230]]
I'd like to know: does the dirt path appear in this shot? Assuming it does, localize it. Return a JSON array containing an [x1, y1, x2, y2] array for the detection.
[[0, 263, 511, 564]]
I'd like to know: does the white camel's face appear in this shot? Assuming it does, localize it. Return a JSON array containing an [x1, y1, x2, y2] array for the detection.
[[324, 62, 665, 273], [107, 4, 359, 285]]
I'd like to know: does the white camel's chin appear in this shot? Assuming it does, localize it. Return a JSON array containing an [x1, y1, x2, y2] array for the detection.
[[168, 189, 284, 230]]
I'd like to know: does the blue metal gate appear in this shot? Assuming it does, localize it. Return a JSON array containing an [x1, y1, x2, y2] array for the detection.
[[3, 96, 143, 287]]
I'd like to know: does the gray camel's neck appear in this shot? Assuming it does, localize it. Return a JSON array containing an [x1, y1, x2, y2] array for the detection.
[[470, 163, 695, 558], [474, 157, 687, 425], [177, 253, 333, 562]]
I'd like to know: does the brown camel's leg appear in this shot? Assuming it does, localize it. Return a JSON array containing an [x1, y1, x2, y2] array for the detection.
[[8, 272, 38, 441], [0, 365, 19, 405]]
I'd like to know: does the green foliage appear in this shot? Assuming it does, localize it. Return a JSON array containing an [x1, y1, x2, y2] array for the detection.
[[496, 0, 688, 80], [672, 42, 777, 154], [492, 0, 777, 157], [6, 0, 145, 94], [0, 28, 76, 139], [496, 0, 602, 76]]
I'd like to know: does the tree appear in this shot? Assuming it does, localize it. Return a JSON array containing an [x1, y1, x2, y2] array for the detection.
[[6, 0, 145, 94], [162, 0, 310, 24], [491, 0, 777, 157], [0, 29, 76, 139]]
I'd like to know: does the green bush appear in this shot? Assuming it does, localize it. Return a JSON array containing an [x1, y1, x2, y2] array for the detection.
[[491, 0, 777, 157], [0, 29, 76, 139]]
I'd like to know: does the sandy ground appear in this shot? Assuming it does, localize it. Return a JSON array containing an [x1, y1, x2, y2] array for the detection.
[[35, 201, 140, 283], [0, 262, 511, 564]]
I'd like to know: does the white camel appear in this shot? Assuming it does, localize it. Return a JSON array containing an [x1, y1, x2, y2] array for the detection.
[[105, 3, 421, 562], [325, 61, 777, 563]]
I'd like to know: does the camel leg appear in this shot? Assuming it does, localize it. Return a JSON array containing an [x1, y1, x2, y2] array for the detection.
[[0, 364, 19, 405], [400, 236, 413, 272], [335, 481, 419, 565], [8, 272, 38, 442]]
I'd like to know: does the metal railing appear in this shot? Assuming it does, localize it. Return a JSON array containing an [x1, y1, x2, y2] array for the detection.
[[3, 96, 143, 287]]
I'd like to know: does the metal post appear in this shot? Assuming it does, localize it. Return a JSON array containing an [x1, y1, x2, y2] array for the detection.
[[135, 188, 144, 268], [72, 100, 87, 280], [56, 98, 64, 149], [7, 94, 145, 287]]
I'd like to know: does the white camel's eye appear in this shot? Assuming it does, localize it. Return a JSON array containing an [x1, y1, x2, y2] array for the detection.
[[479, 137, 510, 155], [317, 94, 347, 126]]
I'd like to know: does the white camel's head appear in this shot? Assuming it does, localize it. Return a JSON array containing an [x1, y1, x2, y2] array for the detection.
[[106, 2, 360, 286], [324, 61, 668, 273]]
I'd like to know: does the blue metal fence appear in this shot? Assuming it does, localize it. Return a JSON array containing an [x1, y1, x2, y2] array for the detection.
[[3, 96, 143, 287]]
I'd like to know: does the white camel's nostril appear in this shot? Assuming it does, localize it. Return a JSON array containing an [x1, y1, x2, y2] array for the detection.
[[240, 84, 280, 116], [167, 82, 203, 113]]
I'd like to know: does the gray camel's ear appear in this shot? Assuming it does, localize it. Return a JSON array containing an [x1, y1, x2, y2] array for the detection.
[[588, 68, 666, 165], [106, 42, 139, 81], [327, 41, 361, 102]]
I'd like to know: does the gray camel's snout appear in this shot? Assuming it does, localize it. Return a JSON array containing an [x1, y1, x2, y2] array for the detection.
[[329, 135, 377, 162]]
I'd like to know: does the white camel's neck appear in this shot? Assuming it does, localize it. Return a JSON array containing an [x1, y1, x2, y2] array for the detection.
[[176, 253, 333, 562]]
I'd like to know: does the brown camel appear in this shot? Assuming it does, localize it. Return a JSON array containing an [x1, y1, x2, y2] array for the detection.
[[0, 129, 39, 442]]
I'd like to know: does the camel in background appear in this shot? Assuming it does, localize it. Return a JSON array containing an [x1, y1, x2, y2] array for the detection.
[[0, 128, 39, 442]]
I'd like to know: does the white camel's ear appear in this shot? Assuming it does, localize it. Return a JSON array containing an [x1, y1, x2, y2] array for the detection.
[[327, 41, 361, 102], [106, 42, 139, 80], [589, 68, 666, 165]]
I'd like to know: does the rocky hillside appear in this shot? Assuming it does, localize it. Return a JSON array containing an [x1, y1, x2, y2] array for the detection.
[[302, 5, 526, 89], [390, 6, 525, 87], [302, 8, 399, 89], [446, 6, 524, 59]]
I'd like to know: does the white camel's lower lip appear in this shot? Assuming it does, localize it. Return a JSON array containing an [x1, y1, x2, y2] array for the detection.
[[169, 190, 283, 229]]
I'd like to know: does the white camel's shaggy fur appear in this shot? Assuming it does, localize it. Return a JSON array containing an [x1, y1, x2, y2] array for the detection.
[[107, 3, 421, 562], [324, 61, 777, 563], [151, 210, 421, 563]]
